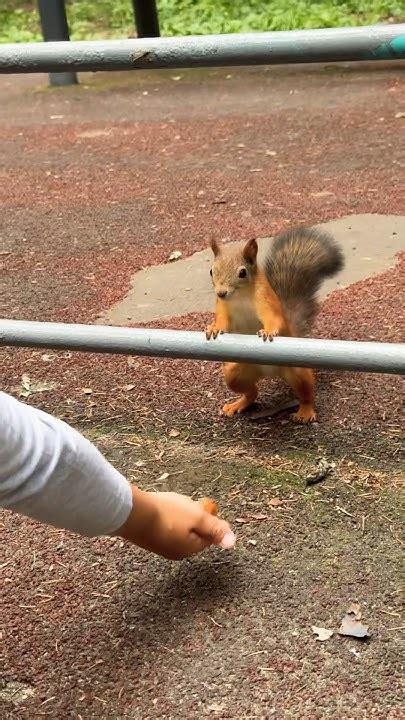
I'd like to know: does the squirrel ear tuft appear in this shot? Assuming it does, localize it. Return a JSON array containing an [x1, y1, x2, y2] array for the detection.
[[210, 239, 221, 257], [243, 238, 258, 263]]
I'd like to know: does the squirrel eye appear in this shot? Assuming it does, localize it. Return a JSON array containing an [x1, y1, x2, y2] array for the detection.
[[209, 268, 213, 277], [238, 267, 247, 279]]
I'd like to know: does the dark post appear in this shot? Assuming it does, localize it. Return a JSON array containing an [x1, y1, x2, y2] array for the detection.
[[37, 0, 77, 86], [132, 0, 160, 38]]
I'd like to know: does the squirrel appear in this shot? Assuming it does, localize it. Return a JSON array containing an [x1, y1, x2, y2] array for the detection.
[[205, 227, 344, 422]]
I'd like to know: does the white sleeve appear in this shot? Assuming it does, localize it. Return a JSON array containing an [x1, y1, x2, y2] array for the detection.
[[0, 391, 133, 537]]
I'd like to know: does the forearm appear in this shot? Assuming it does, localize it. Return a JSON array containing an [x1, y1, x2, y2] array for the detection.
[[0, 392, 133, 537]]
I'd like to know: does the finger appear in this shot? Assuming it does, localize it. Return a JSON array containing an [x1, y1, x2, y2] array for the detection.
[[193, 512, 236, 550], [219, 532, 236, 550]]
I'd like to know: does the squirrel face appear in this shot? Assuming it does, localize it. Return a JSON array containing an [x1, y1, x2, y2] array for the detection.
[[209, 238, 258, 299]]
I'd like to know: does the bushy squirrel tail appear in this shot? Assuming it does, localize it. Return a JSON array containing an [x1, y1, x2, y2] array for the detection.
[[264, 227, 344, 335]]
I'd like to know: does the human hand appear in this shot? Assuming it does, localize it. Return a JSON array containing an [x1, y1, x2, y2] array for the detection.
[[116, 487, 235, 560]]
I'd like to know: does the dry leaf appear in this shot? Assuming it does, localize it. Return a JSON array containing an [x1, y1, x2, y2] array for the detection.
[[346, 602, 362, 620], [41, 353, 57, 362], [248, 399, 298, 421], [395, 112, 405, 119], [249, 513, 268, 521], [339, 611, 370, 639], [305, 457, 335, 486], [247, 539, 257, 546], [168, 429, 180, 438], [235, 517, 248, 524], [13, 375, 57, 398], [207, 702, 226, 714], [123, 384, 135, 392], [310, 191, 334, 197], [168, 250, 182, 262], [133, 460, 146, 468], [157, 472, 170, 482], [312, 626, 334, 642], [82, 388, 93, 395], [349, 647, 361, 658], [269, 497, 283, 507]]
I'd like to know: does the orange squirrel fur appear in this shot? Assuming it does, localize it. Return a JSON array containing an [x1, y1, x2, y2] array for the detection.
[[206, 227, 344, 421]]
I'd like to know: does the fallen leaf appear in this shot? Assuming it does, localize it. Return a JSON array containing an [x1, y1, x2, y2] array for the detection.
[[157, 472, 170, 482], [269, 497, 283, 507], [77, 129, 110, 138], [123, 384, 135, 392], [310, 191, 334, 197], [168, 250, 182, 262], [305, 457, 336, 486], [349, 647, 361, 658], [13, 375, 57, 398], [265, 150, 277, 156], [41, 353, 57, 362], [127, 358, 138, 368], [312, 626, 334, 642], [249, 513, 268, 521], [171, 75, 182, 81], [395, 112, 405, 119], [248, 399, 298, 421], [234, 517, 248, 524], [82, 387, 93, 395], [207, 702, 226, 713], [247, 539, 257, 546], [168, 429, 180, 438], [133, 460, 146, 468], [339, 610, 370, 639], [346, 602, 362, 620]]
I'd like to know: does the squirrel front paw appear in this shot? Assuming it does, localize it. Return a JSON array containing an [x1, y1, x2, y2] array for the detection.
[[206, 324, 225, 340], [257, 327, 279, 342]]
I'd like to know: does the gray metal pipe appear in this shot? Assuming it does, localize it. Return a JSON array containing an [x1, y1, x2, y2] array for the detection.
[[37, 0, 78, 86], [0, 26, 404, 74], [0, 320, 404, 375]]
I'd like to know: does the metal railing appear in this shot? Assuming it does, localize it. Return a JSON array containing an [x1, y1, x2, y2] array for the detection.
[[36, 0, 160, 85], [2, 21, 404, 375], [2, 25, 404, 77], [1, 321, 404, 375]]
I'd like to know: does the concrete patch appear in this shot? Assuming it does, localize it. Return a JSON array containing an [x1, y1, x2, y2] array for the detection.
[[98, 214, 404, 325]]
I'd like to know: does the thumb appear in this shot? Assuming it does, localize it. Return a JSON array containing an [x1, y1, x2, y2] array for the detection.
[[193, 512, 236, 550]]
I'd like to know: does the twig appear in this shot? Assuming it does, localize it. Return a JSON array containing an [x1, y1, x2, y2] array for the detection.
[[208, 615, 223, 628]]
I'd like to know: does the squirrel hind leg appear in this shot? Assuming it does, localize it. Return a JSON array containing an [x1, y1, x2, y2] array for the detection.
[[280, 366, 317, 423], [222, 363, 259, 417]]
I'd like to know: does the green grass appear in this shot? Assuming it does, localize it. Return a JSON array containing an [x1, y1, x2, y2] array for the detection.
[[1, 0, 403, 43]]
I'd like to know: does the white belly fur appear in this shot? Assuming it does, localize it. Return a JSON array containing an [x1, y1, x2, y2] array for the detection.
[[228, 295, 261, 335], [227, 296, 279, 379]]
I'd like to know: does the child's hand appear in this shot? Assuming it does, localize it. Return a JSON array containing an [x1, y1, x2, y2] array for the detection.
[[116, 488, 235, 560]]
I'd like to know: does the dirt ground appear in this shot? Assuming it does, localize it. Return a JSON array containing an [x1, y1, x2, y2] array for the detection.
[[0, 62, 404, 719]]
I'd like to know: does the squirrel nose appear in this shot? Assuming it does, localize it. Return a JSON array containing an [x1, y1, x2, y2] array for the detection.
[[217, 290, 227, 299]]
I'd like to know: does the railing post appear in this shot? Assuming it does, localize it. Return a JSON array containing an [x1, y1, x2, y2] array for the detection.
[[37, 0, 78, 86], [132, 0, 160, 38]]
